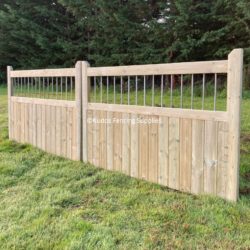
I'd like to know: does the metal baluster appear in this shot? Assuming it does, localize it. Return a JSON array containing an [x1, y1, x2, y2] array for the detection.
[[120, 76, 123, 104], [71, 77, 73, 100], [61, 77, 63, 99], [152, 75, 155, 106], [161, 75, 163, 107], [180, 75, 183, 108], [66, 77, 68, 100], [202, 74, 205, 110], [94, 76, 97, 102], [52, 77, 54, 99], [21, 77, 23, 96], [56, 77, 58, 99], [39, 77, 41, 98], [136, 76, 138, 105], [43, 77, 45, 98], [214, 73, 217, 111], [114, 76, 116, 104], [107, 76, 109, 103], [128, 76, 130, 105], [28, 77, 30, 96], [143, 75, 146, 106], [170, 75, 173, 107], [100, 76, 103, 103], [191, 74, 194, 109], [47, 77, 50, 99]]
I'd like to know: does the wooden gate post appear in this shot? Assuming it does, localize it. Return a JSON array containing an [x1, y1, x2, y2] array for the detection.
[[7, 66, 13, 140], [75, 61, 83, 161], [81, 61, 90, 162], [227, 49, 243, 201]]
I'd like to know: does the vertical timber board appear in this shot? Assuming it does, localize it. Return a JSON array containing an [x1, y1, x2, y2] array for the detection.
[[191, 119, 205, 194], [29, 103, 33, 144], [72, 108, 77, 160], [7, 66, 13, 139], [92, 110, 100, 166], [17, 102, 21, 142], [37, 104, 42, 149], [217, 122, 229, 199], [180, 118, 192, 192], [227, 49, 243, 201], [130, 114, 139, 178], [24, 103, 28, 143], [168, 117, 180, 190], [45, 105, 51, 153], [148, 116, 158, 183], [122, 113, 130, 175], [139, 115, 149, 180], [13, 101, 16, 140], [204, 120, 218, 194], [107, 111, 114, 171], [55, 106, 61, 157], [158, 116, 169, 186], [32, 103, 37, 147], [10, 99, 14, 140], [67, 107, 73, 159], [20, 103, 25, 143], [41, 105, 46, 151], [99, 110, 107, 169], [61, 107, 67, 157], [87, 110, 93, 163], [51, 106, 56, 155], [113, 112, 122, 171]]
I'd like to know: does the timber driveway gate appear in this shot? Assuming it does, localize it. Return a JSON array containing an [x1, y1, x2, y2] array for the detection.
[[8, 49, 243, 201]]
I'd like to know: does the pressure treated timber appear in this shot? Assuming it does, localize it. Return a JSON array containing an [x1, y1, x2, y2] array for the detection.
[[10, 68, 75, 78], [88, 60, 228, 76], [88, 103, 228, 122]]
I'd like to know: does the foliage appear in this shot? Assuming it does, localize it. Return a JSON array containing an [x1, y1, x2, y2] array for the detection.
[[0, 87, 250, 249], [0, 0, 249, 81]]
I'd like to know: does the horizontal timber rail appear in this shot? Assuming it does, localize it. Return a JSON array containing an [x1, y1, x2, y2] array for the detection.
[[88, 103, 228, 122], [7, 49, 243, 202], [87, 60, 228, 76], [10, 68, 76, 77]]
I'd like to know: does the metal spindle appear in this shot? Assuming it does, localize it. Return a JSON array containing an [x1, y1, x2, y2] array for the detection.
[[21, 78, 23, 96], [56, 77, 58, 99], [52, 77, 54, 98], [120, 76, 123, 104], [107, 76, 109, 103], [28, 77, 30, 96], [94, 76, 97, 102], [128, 76, 130, 105], [202, 74, 205, 110], [61, 77, 63, 99], [66, 77, 68, 100], [113, 76, 116, 104], [191, 74, 194, 109], [143, 75, 146, 106], [170, 75, 173, 107], [180, 75, 183, 108], [39, 77, 41, 97], [214, 73, 217, 111], [152, 75, 155, 107], [47, 77, 50, 98], [43, 77, 45, 98], [135, 76, 138, 105], [71, 77, 73, 100], [161, 75, 163, 107], [100, 76, 103, 103]]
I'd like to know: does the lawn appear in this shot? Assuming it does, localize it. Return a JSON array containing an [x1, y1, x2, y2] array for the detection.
[[0, 85, 250, 249]]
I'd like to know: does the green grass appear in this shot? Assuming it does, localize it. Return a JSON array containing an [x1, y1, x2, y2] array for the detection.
[[0, 86, 250, 249]]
